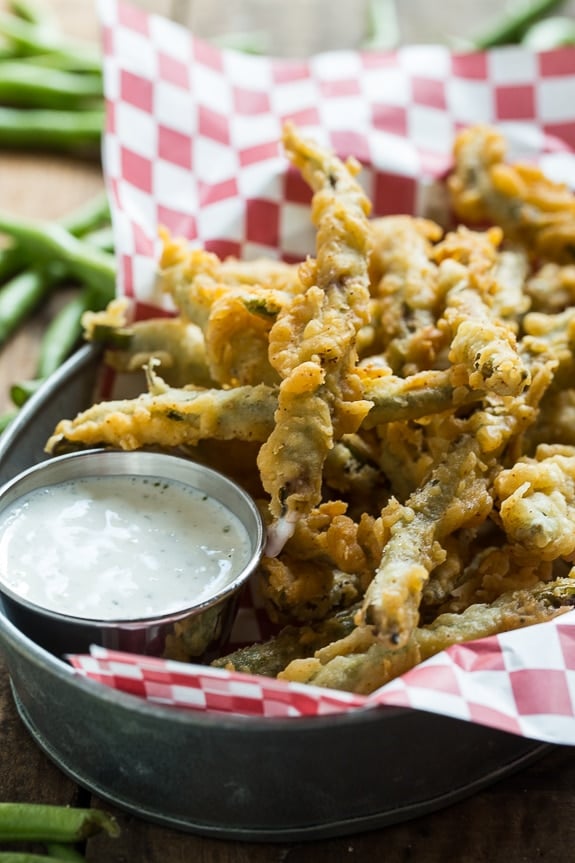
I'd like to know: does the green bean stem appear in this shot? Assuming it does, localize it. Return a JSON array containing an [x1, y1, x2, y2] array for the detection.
[[0, 265, 62, 346], [0, 212, 115, 296], [0, 61, 102, 109], [0, 106, 103, 154]]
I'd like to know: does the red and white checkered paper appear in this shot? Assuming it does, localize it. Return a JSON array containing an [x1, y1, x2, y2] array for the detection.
[[74, 0, 575, 741]]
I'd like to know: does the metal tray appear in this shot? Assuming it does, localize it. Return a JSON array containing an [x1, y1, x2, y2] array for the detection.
[[0, 346, 551, 841]]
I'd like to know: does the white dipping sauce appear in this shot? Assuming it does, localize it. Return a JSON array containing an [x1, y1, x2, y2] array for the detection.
[[0, 474, 253, 620]]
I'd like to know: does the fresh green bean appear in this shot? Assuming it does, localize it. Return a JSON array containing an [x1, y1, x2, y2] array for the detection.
[[0, 212, 115, 297], [0, 803, 119, 843], [10, 281, 111, 406], [36, 284, 104, 379], [0, 12, 101, 73], [0, 62, 102, 109], [472, 0, 565, 49], [0, 106, 103, 154], [9, 378, 40, 405], [83, 225, 114, 253], [0, 192, 110, 341], [9, 0, 57, 30], [57, 192, 110, 238], [0, 43, 18, 60], [362, 0, 400, 50], [522, 15, 575, 47], [0, 265, 62, 346], [0, 193, 109, 285], [44, 842, 85, 861], [0, 854, 81, 862], [0, 244, 26, 285]]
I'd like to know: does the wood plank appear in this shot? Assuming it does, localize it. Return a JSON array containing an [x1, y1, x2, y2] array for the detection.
[[0, 656, 80, 803]]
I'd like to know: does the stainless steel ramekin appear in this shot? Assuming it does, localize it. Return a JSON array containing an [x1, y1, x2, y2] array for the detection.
[[0, 448, 265, 661]]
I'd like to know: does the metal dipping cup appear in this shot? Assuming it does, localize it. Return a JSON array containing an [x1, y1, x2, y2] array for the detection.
[[0, 449, 266, 661]]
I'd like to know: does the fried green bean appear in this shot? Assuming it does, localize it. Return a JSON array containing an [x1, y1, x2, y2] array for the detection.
[[359, 434, 495, 647], [212, 604, 360, 677], [46, 365, 277, 454], [258, 123, 372, 549], [433, 227, 531, 397], [280, 575, 575, 693]]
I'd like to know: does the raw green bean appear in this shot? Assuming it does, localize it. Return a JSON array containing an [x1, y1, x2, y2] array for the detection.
[[0, 61, 102, 109], [0, 43, 18, 60], [0, 244, 25, 285], [36, 284, 103, 379], [0, 803, 119, 843], [0, 193, 109, 285], [0, 194, 111, 351], [0, 854, 81, 862], [0, 265, 62, 345], [362, 0, 399, 50], [10, 378, 40, 405], [83, 225, 114, 253], [44, 843, 85, 861], [10, 283, 110, 406], [9, 0, 57, 29], [0, 212, 115, 296], [0, 192, 110, 337], [522, 15, 575, 47], [472, 0, 565, 48], [0, 106, 103, 154], [57, 192, 110, 238], [0, 12, 101, 73]]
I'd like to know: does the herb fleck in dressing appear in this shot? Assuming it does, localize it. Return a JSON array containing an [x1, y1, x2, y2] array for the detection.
[[0, 474, 252, 620]]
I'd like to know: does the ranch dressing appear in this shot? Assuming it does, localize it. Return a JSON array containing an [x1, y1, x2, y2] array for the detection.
[[0, 474, 252, 620]]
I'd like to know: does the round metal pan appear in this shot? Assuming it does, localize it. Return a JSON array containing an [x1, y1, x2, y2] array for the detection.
[[0, 346, 551, 841]]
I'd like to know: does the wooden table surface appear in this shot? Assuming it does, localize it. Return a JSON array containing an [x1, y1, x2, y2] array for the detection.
[[3, 1, 575, 861]]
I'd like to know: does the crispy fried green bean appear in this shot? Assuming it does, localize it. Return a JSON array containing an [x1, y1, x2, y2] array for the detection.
[[279, 576, 575, 693]]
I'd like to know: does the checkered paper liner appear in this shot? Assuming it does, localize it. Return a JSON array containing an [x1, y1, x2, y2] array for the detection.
[[73, 0, 575, 741], [69, 611, 575, 743]]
